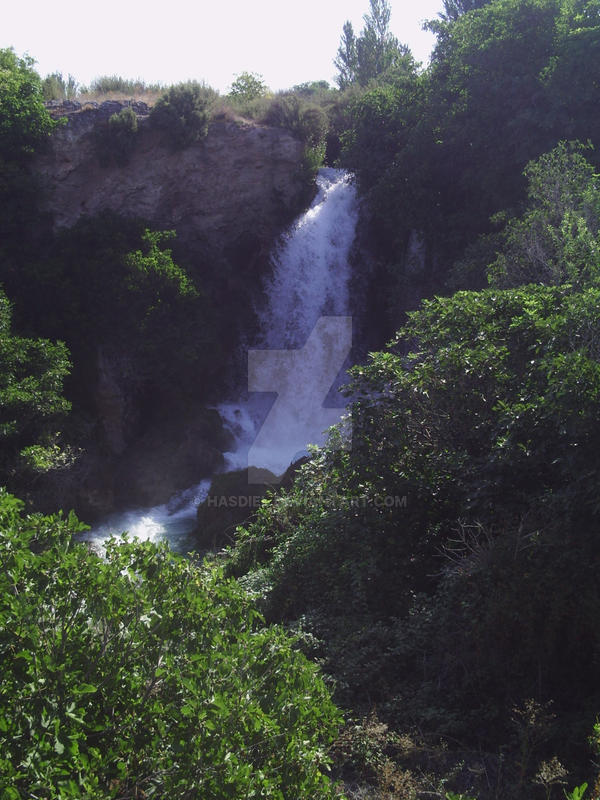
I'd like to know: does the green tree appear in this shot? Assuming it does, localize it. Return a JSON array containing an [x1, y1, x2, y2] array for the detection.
[[0, 48, 56, 163], [542, 0, 600, 145], [36, 217, 211, 384], [340, 0, 598, 301], [228, 71, 267, 101], [356, 0, 405, 84], [334, 21, 359, 88], [0, 490, 343, 799], [488, 141, 600, 287], [334, 0, 413, 88], [437, 0, 495, 22], [0, 289, 71, 483], [0, 49, 58, 283], [41, 71, 78, 101]]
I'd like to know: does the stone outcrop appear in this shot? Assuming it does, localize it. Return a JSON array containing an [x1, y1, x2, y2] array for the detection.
[[35, 106, 308, 266], [194, 458, 310, 551], [195, 467, 279, 552]]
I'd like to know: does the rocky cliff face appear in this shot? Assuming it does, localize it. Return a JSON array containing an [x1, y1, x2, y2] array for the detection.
[[31, 104, 312, 517], [36, 105, 308, 266]]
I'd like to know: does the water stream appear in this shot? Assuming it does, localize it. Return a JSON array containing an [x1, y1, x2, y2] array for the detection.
[[86, 168, 358, 550]]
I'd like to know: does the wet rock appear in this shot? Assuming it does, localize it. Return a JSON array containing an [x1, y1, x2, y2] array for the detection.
[[195, 467, 278, 551]]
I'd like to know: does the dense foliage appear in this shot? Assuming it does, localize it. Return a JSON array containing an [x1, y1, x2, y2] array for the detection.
[[0, 48, 56, 163], [225, 145, 600, 797], [0, 490, 342, 799], [339, 0, 600, 335], [150, 81, 218, 149], [0, 48, 58, 295], [4, 0, 600, 793], [6, 213, 221, 424], [0, 290, 71, 482]]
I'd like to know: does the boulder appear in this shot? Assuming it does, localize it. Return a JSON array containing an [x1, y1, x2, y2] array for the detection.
[[195, 467, 278, 551]]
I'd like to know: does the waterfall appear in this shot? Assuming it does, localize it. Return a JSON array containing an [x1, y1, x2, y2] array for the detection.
[[261, 167, 357, 348], [86, 167, 358, 549], [219, 167, 358, 476]]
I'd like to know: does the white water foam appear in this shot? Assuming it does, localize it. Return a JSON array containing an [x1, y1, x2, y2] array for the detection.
[[218, 167, 358, 476], [261, 167, 357, 347], [83, 480, 211, 553]]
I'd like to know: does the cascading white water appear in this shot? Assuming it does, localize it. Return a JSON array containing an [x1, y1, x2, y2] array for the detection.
[[86, 167, 358, 549], [82, 480, 211, 553], [261, 167, 357, 347], [219, 167, 358, 475]]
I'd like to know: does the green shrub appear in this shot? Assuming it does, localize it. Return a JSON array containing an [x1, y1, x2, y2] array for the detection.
[[0, 288, 71, 484], [150, 81, 218, 149], [487, 142, 600, 288], [88, 74, 162, 95], [262, 93, 328, 147], [260, 94, 329, 180], [0, 48, 57, 163], [42, 72, 78, 101], [0, 489, 342, 799], [39, 216, 212, 379], [226, 92, 274, 121], [95, 106, 139, 166]]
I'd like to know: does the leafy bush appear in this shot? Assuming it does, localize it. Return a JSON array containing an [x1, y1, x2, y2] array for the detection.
[[262, 94, 328, 147], [95, 106, 139, 166], [38, 217, 205, 372], [0, 48, 57, 163], [0, 48, 58, 293], [150, 81, 218, 149], [41, 72, 78, 101], [487, 142, 600, 287], [0, 489, 342, 799], [260, 93, 329, 182], [0, 288, 71, 485]]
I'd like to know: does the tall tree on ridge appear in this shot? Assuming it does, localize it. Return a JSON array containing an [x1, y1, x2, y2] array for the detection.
[[439, 0, 494, 22], [334, 0, 410, 88], [334, 21, 358, 88]]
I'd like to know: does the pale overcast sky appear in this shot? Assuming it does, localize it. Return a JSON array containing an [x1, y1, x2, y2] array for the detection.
[[2, 0, 444, 92]]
